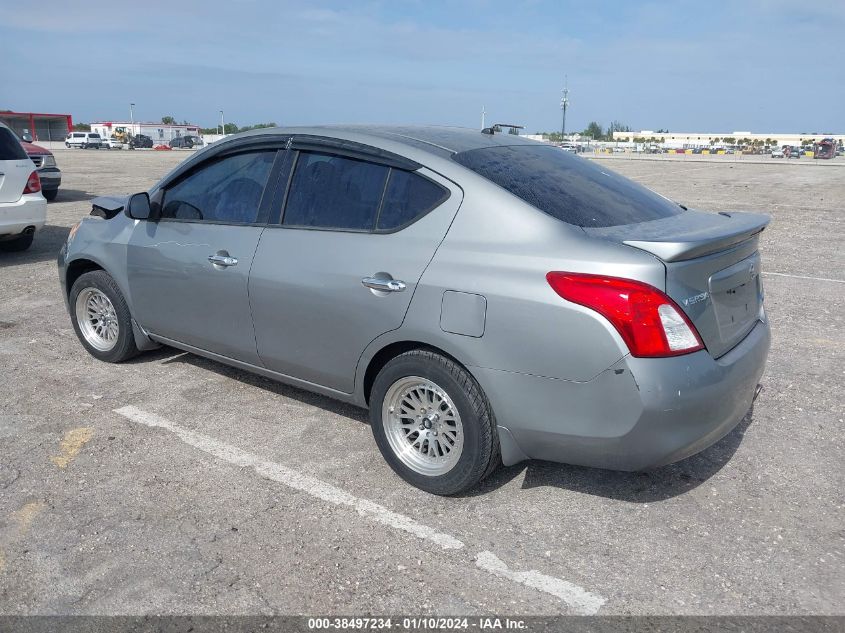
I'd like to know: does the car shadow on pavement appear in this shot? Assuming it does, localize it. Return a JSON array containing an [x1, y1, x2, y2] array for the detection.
[[0, 224, 69, 268], [51, 188, 97, 203], [157, 351, 369, 423], [468, 407, 756, 502], [132, 347, 755, 503]]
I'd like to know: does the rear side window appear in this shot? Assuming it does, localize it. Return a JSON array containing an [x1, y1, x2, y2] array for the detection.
[[283, 151, 389, 230], [0, 127, 27, 160], [161, 151, 275, 224], [377, 169, 449, 231], [453, 144, 683, 227]]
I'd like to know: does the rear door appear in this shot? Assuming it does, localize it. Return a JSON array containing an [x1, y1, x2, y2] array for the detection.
[[249, 143, 461, 393], [0, 126, 31, 203], [127, 148, 283, 363]]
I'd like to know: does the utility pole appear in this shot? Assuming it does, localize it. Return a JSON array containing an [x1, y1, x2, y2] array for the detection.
[[560, 77, 569, 139], [481, 105, 486, 130], [130, 103, 135, 135], [220, 110, 225, 137]]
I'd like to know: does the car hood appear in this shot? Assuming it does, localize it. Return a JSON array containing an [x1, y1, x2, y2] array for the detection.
[[21, 140, 52, 156]]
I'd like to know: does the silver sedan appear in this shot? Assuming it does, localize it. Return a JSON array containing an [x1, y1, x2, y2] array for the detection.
[[58, 125, 770, 494]]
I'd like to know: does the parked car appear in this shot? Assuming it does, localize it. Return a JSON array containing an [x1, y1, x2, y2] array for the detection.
[[771, 147, 785, 158], [129, 134, 153, 149], [58, 125, 771, 494], [19, 133, 62, 201], [787, 147, 802, 159], [65, 132, 102, 149], [169, 135, 203, 149], [102, 136, 124, 149], [0, 122, 47, 251]]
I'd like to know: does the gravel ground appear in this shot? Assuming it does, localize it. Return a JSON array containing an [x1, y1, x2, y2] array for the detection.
[[0, 149, 842, 616]]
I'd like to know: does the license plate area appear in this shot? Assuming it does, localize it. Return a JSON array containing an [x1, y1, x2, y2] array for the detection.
[[709, 253, 762, 345]]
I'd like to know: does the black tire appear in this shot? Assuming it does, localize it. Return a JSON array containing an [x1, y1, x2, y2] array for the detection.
[[69, 270, 139, 363], [82, 143, 88, 149], [43, 188, 58, 201], [369, 350, 500, 495], [0, 233, 34, 252]]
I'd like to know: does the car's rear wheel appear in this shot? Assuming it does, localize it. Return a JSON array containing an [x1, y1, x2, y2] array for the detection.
[[370, 350, 500, 495], [69, 271, 139, 363], [0, 233, 34, 252]]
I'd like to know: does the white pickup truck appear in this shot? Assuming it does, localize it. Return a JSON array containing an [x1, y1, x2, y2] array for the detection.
[[0, 122, 47, 252]]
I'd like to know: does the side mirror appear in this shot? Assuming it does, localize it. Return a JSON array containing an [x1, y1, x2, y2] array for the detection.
[[126, 192, 152, 220], [21, 133, 33, 143]]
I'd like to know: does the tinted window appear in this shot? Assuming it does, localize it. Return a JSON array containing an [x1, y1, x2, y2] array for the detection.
[[283, 151, 388, 230], [453, 144, 683, 227], [88, 134, 101, 138], [377, 170, 448, 231], [0, 128, 27, 160], [161, 151, 275, 224]]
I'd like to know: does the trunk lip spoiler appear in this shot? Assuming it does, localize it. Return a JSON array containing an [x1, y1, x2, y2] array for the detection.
[[585, 210, 771, 262]]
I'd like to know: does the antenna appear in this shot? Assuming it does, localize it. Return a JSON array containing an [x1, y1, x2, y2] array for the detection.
[[560, 76, 570, 138]]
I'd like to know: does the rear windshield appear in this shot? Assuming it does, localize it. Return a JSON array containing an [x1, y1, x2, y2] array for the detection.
[[0, 127, 28, 160], [452, 144, 684, 227], [88, 133, 101, 138]]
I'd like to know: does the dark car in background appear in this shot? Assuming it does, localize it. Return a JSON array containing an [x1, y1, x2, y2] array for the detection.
[[129, 134, 154, 149], [169, 135, 203, 149], [20, 133, 61, 201]]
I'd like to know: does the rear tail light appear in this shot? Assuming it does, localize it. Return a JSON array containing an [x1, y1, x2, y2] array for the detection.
[[546, 272, 704, 357], [23, 171, 42, 194]]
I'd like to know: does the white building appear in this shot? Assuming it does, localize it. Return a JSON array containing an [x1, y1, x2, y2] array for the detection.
[[90, 121, 202, 143]]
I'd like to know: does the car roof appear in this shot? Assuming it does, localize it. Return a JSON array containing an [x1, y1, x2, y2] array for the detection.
[[232, 124, 539, 159]]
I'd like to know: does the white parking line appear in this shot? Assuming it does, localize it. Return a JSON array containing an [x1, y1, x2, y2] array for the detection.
[[762, 271, 845, 284], [114, 405, 606, 613], [475, 551, 606, 615], [114, 405, 464, 550]]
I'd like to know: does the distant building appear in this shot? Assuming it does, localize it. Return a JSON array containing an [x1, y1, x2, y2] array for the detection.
[[90, 121, 201, 143], [0, 111, 73, 142], [613, 130, 845, 147]]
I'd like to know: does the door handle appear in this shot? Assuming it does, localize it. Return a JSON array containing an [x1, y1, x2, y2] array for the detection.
[[362, 277, 406, 292], [208, 254, 238, 267]]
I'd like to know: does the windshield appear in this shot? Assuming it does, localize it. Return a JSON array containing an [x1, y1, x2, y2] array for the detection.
[[453, 144, 684, 228]]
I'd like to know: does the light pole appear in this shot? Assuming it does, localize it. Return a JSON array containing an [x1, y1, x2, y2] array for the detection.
[[220, 110, 225, 137], [481, 105, 486, 130], [130, 103, 135, 135], [560, 79, 569, 140]]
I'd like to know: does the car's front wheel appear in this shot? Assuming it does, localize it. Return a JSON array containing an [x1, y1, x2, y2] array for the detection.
[[370, 350, 500, 495], [69, 270, 139, 363]]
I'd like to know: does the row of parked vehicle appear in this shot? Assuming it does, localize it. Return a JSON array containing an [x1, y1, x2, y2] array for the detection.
[[65, 132, 204, 150]]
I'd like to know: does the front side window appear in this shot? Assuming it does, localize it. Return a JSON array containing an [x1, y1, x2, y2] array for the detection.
[[161, 151, 275, 224], [283, 151, 389, 230]]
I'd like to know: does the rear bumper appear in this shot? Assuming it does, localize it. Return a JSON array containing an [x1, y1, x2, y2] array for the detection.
[[474, 318, 770, 470], [0, 195, 47, 237]]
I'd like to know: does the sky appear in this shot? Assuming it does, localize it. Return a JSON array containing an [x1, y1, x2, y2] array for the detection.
[[1, 0, 844, 133]]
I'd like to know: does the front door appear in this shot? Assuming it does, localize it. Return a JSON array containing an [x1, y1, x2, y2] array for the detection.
[[127, 149, 279, 364], [249, 146, 462, 393]]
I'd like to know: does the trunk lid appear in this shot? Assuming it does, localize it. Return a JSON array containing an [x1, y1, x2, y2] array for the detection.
[[0, 159, 33, 203], [585, 210, 770, 358]]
